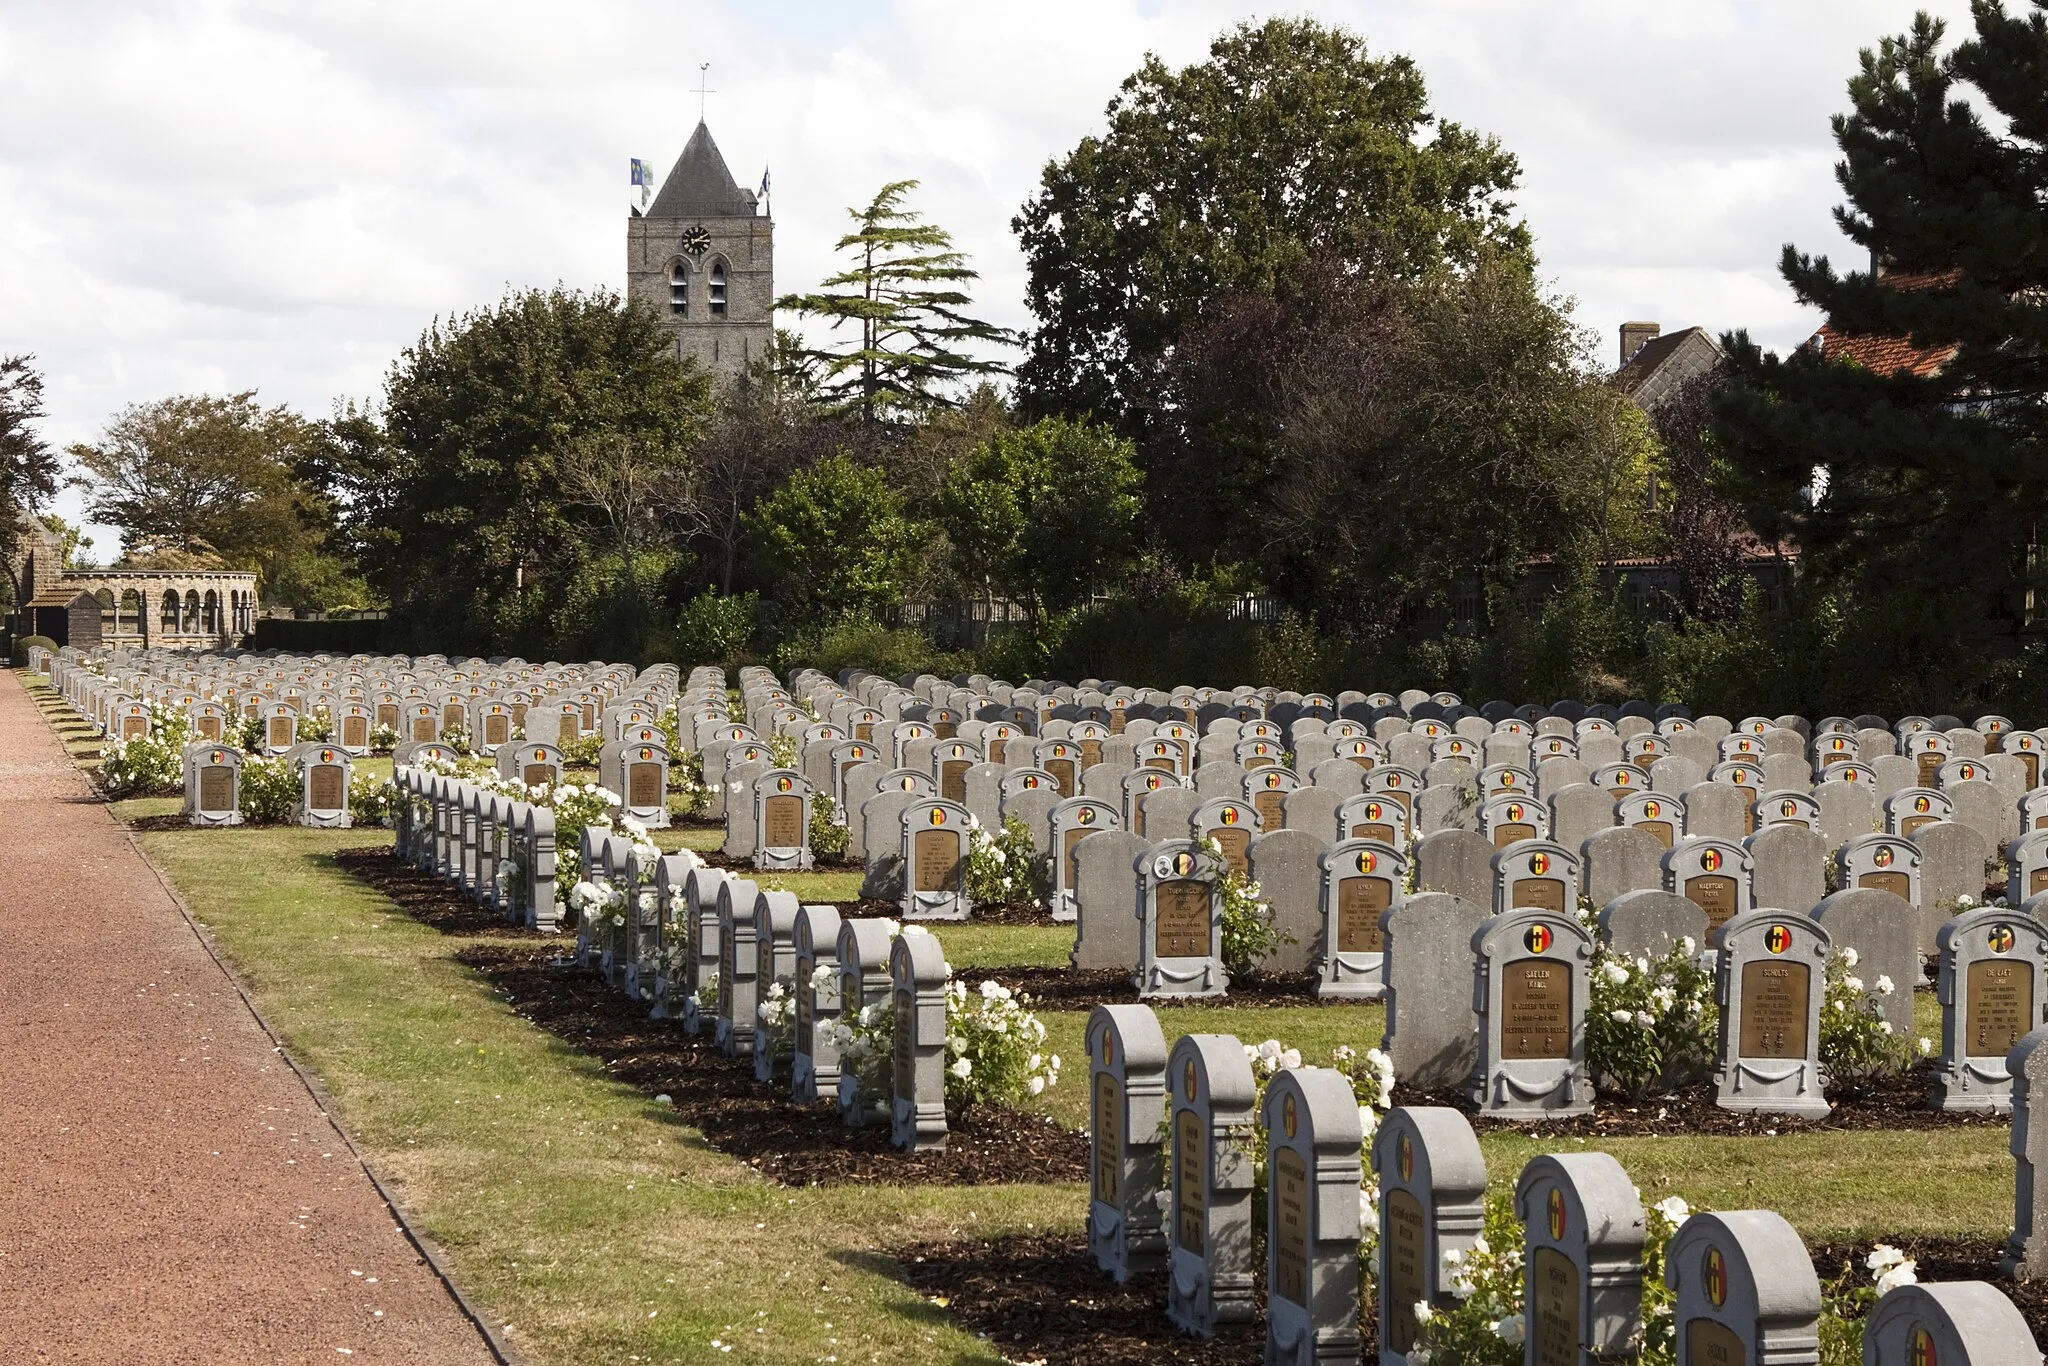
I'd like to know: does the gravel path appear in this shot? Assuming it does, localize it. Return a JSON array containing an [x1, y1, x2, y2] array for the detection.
[[0, 669, 498, 1364]]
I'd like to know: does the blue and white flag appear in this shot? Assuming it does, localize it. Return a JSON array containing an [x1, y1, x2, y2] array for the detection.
[[759, 167, 770, 197], [630, 157, 653, 208]]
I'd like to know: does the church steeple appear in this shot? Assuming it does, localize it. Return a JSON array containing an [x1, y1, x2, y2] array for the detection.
[[648, 122, 758, 219]]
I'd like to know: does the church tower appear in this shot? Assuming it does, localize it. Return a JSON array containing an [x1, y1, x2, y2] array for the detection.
[[627, 122, 773, 382]]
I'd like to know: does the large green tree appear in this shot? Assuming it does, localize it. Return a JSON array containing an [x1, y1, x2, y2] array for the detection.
[[1714, 3, 2048, 699], [0, 355, 61, 604], [1014, 17, 1527, 428], [744, 452, 921, 620], [353, 287, 711, 653], [778, 181, 1017, 425], [932, 416, 1143, 621], [1152, 250, 1656, 639]]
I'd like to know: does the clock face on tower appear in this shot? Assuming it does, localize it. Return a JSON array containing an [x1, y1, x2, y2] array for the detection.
[[681, 224, 711, 256]]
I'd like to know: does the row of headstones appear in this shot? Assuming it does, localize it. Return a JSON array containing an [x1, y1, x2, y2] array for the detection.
[[179, 740, 355, 828], [1085, 1003, 2041, 1364], [391, 766, 560, 931], [566, 833, 973, 1153], [46, 645, 676, 763]]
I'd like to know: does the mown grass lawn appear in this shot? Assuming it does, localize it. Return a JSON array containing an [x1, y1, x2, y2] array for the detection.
[[31, 671, 2018, 1362]]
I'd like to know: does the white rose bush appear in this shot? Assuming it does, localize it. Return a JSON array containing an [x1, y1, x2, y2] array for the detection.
[[1583, 937, 1718, 1099], [1818, 946, 1913, 1090]]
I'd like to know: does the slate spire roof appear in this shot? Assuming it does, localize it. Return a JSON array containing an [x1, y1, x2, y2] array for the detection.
[[648, 121, 759, 219]]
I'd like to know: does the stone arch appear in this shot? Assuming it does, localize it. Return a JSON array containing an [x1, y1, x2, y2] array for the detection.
[[183, 589, 200, 633], [204, 589, 220, 634], [119, 588, 143, 637], [668, 257, 689, 315], [160, 589, 180, 630]]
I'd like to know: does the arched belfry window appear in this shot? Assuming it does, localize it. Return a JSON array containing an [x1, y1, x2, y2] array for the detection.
[[669, 259, 689, 316], [709, 259, 727, 317]]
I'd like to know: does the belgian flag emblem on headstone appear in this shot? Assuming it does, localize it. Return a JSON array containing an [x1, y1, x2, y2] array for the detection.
[[1765, 923, 1793, 955], [1703, 1245, 1728, 1307], [1525, 923, 1553, 954]]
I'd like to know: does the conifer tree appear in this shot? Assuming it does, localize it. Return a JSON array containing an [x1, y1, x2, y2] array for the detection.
[[1715, 3, 2047, 668], [778, 181, 1017, 425]]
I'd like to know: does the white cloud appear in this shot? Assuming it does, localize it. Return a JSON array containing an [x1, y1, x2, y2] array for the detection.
[[0, 0, 1983, 541]]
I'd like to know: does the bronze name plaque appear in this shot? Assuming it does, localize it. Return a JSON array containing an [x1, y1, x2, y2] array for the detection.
[[309, 765, 344, 812], [1336, 878, 1391, 953], [483, 714, 510, 745], [1967, 958, 2034, 1057], [1501, 957, 1571, 1059], [1640, 820, 1674, 849], [892, 987, 915, 1103], [1155, 880, 1212, 958], [1080, 739, 1102, 767], [1384, 1188, 1425, 1353], [1094, 1073, 1122, 1206], [1351, 823, 1395, 844], [342, 716, 369, 747], [1254, 792, 1285, 828], [1063, 827, 1089, 891], [268, 718, 294, 747], [123, 716, 147, 739], [940, 761, 968, 804], [1492, 822, 1536, 849], [1272, 1148, 1309, 1307], [444, 704, 465, 730], [763, 794, 804, 849], [1175, 1109, 1205, 1254], [197, 716, 223, 740], [199, 765, 233, 812], [2031, 868, 2048, 898], [1046, 759, 1077, 797], [1739, 960, 1810, 1059], [1531, 1245, 1581, 1366], [1687, 1318, 1747, 1365], [1687, 874, 1739, 931], [1510, 877, 1566, 914], [376, 704, 399, 728], [912, 829, 961, 893], [412, 717, 435, 741], [1859, 871, 1910, 898], [1213, 829, 1251, 878], [1901, 814, 1935, 837], [522, 763, 554, 789], [1918, 754, 1943, 786], [628, 761, 663, 809]]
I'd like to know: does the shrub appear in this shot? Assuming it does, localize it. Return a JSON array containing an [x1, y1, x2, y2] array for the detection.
[[941, 978, 1061, 1110], [11, 634, 55, 669], [674, 587, 758, 666], [1584, 938, 1719, 1098], [965, 815, 1048, 909], [348, 771, 397, 826], [1201, 837, 1287, 975], [98, 705, 194, 797], [239, 756, 299, 824], [1818, 947, 1918, 1091], [810, 794, 850, 859]]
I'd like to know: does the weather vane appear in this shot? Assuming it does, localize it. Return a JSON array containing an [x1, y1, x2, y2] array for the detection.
[[695, 63, 716, 121]]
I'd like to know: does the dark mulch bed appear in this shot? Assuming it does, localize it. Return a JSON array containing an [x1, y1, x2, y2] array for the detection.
[[985, 967, 1324, 1010], [894, 1231, 1285, 1365], [1394, 1062, 2008, 1137], [332, 846, 1086, 1187], [128, 812, 196, 830], [458, 939, 1087, 1187]]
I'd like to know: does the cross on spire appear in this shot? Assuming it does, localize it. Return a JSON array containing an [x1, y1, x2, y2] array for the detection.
[[695, 63, 716, 121]]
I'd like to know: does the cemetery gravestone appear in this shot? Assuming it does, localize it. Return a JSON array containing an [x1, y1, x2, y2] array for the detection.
[[1135, 841, 1228, 999], [1599, 890, 1707, 961], [1415, 828, 1495, 907], [1316, 840, 1405, 1001], [791, 904, 843, 1104], [1165, 1034, 1258, 1337], [1469, 908, 1594, 1119], [1372, 1107, 1488, 1366], [834, 918, 897, 1127], [1582, 826, 1667, 908], [186, 746, 244, 827], [1618, 791, 1684, 849], [1071, 831, 1153, 972], [1745, 823, 1828, 915], [1049, 797, 1120, 923], [1087, 1004, 1170, 1282], [1493, 840, 1579, 916], [900, 799, 972, 922], [714, 878, 760, 1059], [1861, 1282, 2039, 1366], [1714, 911, 1831, 1117], [1248, 828, 1326, 974], [1933, 908, 2048, 1112], [1666, 1211, 1823, 1366], [1514, 1152, 1648, 1366], [1664, 838, 1753, 935], [1263, 1068, 1364, 1366], [1337, 793, 1410, 847], [890, 930, 950, 1152], [1812, 887, 1921, 1037], [752, 769, 815, 872]]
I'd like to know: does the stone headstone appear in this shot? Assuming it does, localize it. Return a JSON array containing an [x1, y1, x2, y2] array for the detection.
[[1714, 910, 1832, 1118], [1862, 1281, 2039, 1366], [1087, 1004, 1170, 1282], [1514, 1152, 1647, 1365], [1839, 833, 1924, 908], [1550, 783, 1616, 851], [1816, 776, 1880, 850], [2004, 1025, 2048, 1276], [1165, 1033, 1258, 1336], [1600, 889, 1707, 961], [1582, 826, 1667, 907], [900, 798, 972, 922], [833, 918, 896, 1127], [1049, 796, 1121, 922], [791, 904, 843, 1104], [752, 769, 815, 871], [1249, 828, 1326, 974], [1744, 823, 1828, 915], [1136, 840, 1228, 998], [1934, 908, 2048, 1113], [1812, 888, 1920, 1036], [1316, 840, 1404, 1001], [1383, 893, 1489, 1089], [1666, 1211, 1821, 1366], [1664, 837, 1753, 935], [1492, 839, 1579, 916], [1372, 1107, 1487, 1366], [1469, 908, 1594, 1118], [889, 930, 949, 1151], [713, 877, 760, 1058], [1913, 820, 1995, 950], [1136, 785, 1203, 844], [1684, 782, 1752, 843], [1071, 831, 1152, 972], [1263, 1068, 1364, 1366], [1414, 828, 1494, 906], [1284, 785, 1345, 841], [1337, 792, 1410, 847]]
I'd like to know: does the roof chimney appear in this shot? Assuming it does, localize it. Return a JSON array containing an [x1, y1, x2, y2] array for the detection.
[[1620, 321, 1661, 367]]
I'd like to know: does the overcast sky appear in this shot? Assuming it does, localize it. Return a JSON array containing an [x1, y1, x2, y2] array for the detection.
[[0, 0, 1985, 549]]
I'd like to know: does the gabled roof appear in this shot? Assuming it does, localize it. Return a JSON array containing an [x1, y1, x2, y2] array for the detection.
[[1612, 327, 1722, 413], [1804, 270, 1960, 378], [648, 121, 758, 219]]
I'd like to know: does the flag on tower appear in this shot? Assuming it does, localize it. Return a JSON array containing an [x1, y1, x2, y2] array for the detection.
[[630, 158, 653, 208]]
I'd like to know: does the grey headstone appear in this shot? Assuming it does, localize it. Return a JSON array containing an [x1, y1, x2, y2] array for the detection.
[[1071, 831, 1153, 972], [1666, 1212, 1821, 1363], [1165, 1034, 1258, 1335], [1862, 1281, 2039, 1366], [1714, 910, 1832, 1118], [1745, 823, 1828, 915], [1136, 840, 1227, 998], [1599, 890, 1707, 960], [1414, 828, 1494, 906], [1469, 908, 1594, 1118], [1933, 908, 2048, 1113], [1248, 828, 1327, 974], [1913, 820, 1995, 951], [1582, 826, 1667, 907], [1816, 778, 1880, 850], [1372, 1108, 1487, 1366], [1087, 1004, 1170, 1281], [1382, 893, 1489, 1090], [1514, 1153, 1647, 1362], [1813, 888, 1921, 1035], [1136, 786, 1203, 844], [1550, 783, 1615, 851], [1945, 778, 2008, 852], [1416, 782, 1478, 835], [1649, 754, 1704, 796], [889, 931, 949, 1151], [1683, 781, 1751, 842], [1284, 785, 1344, 840]]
